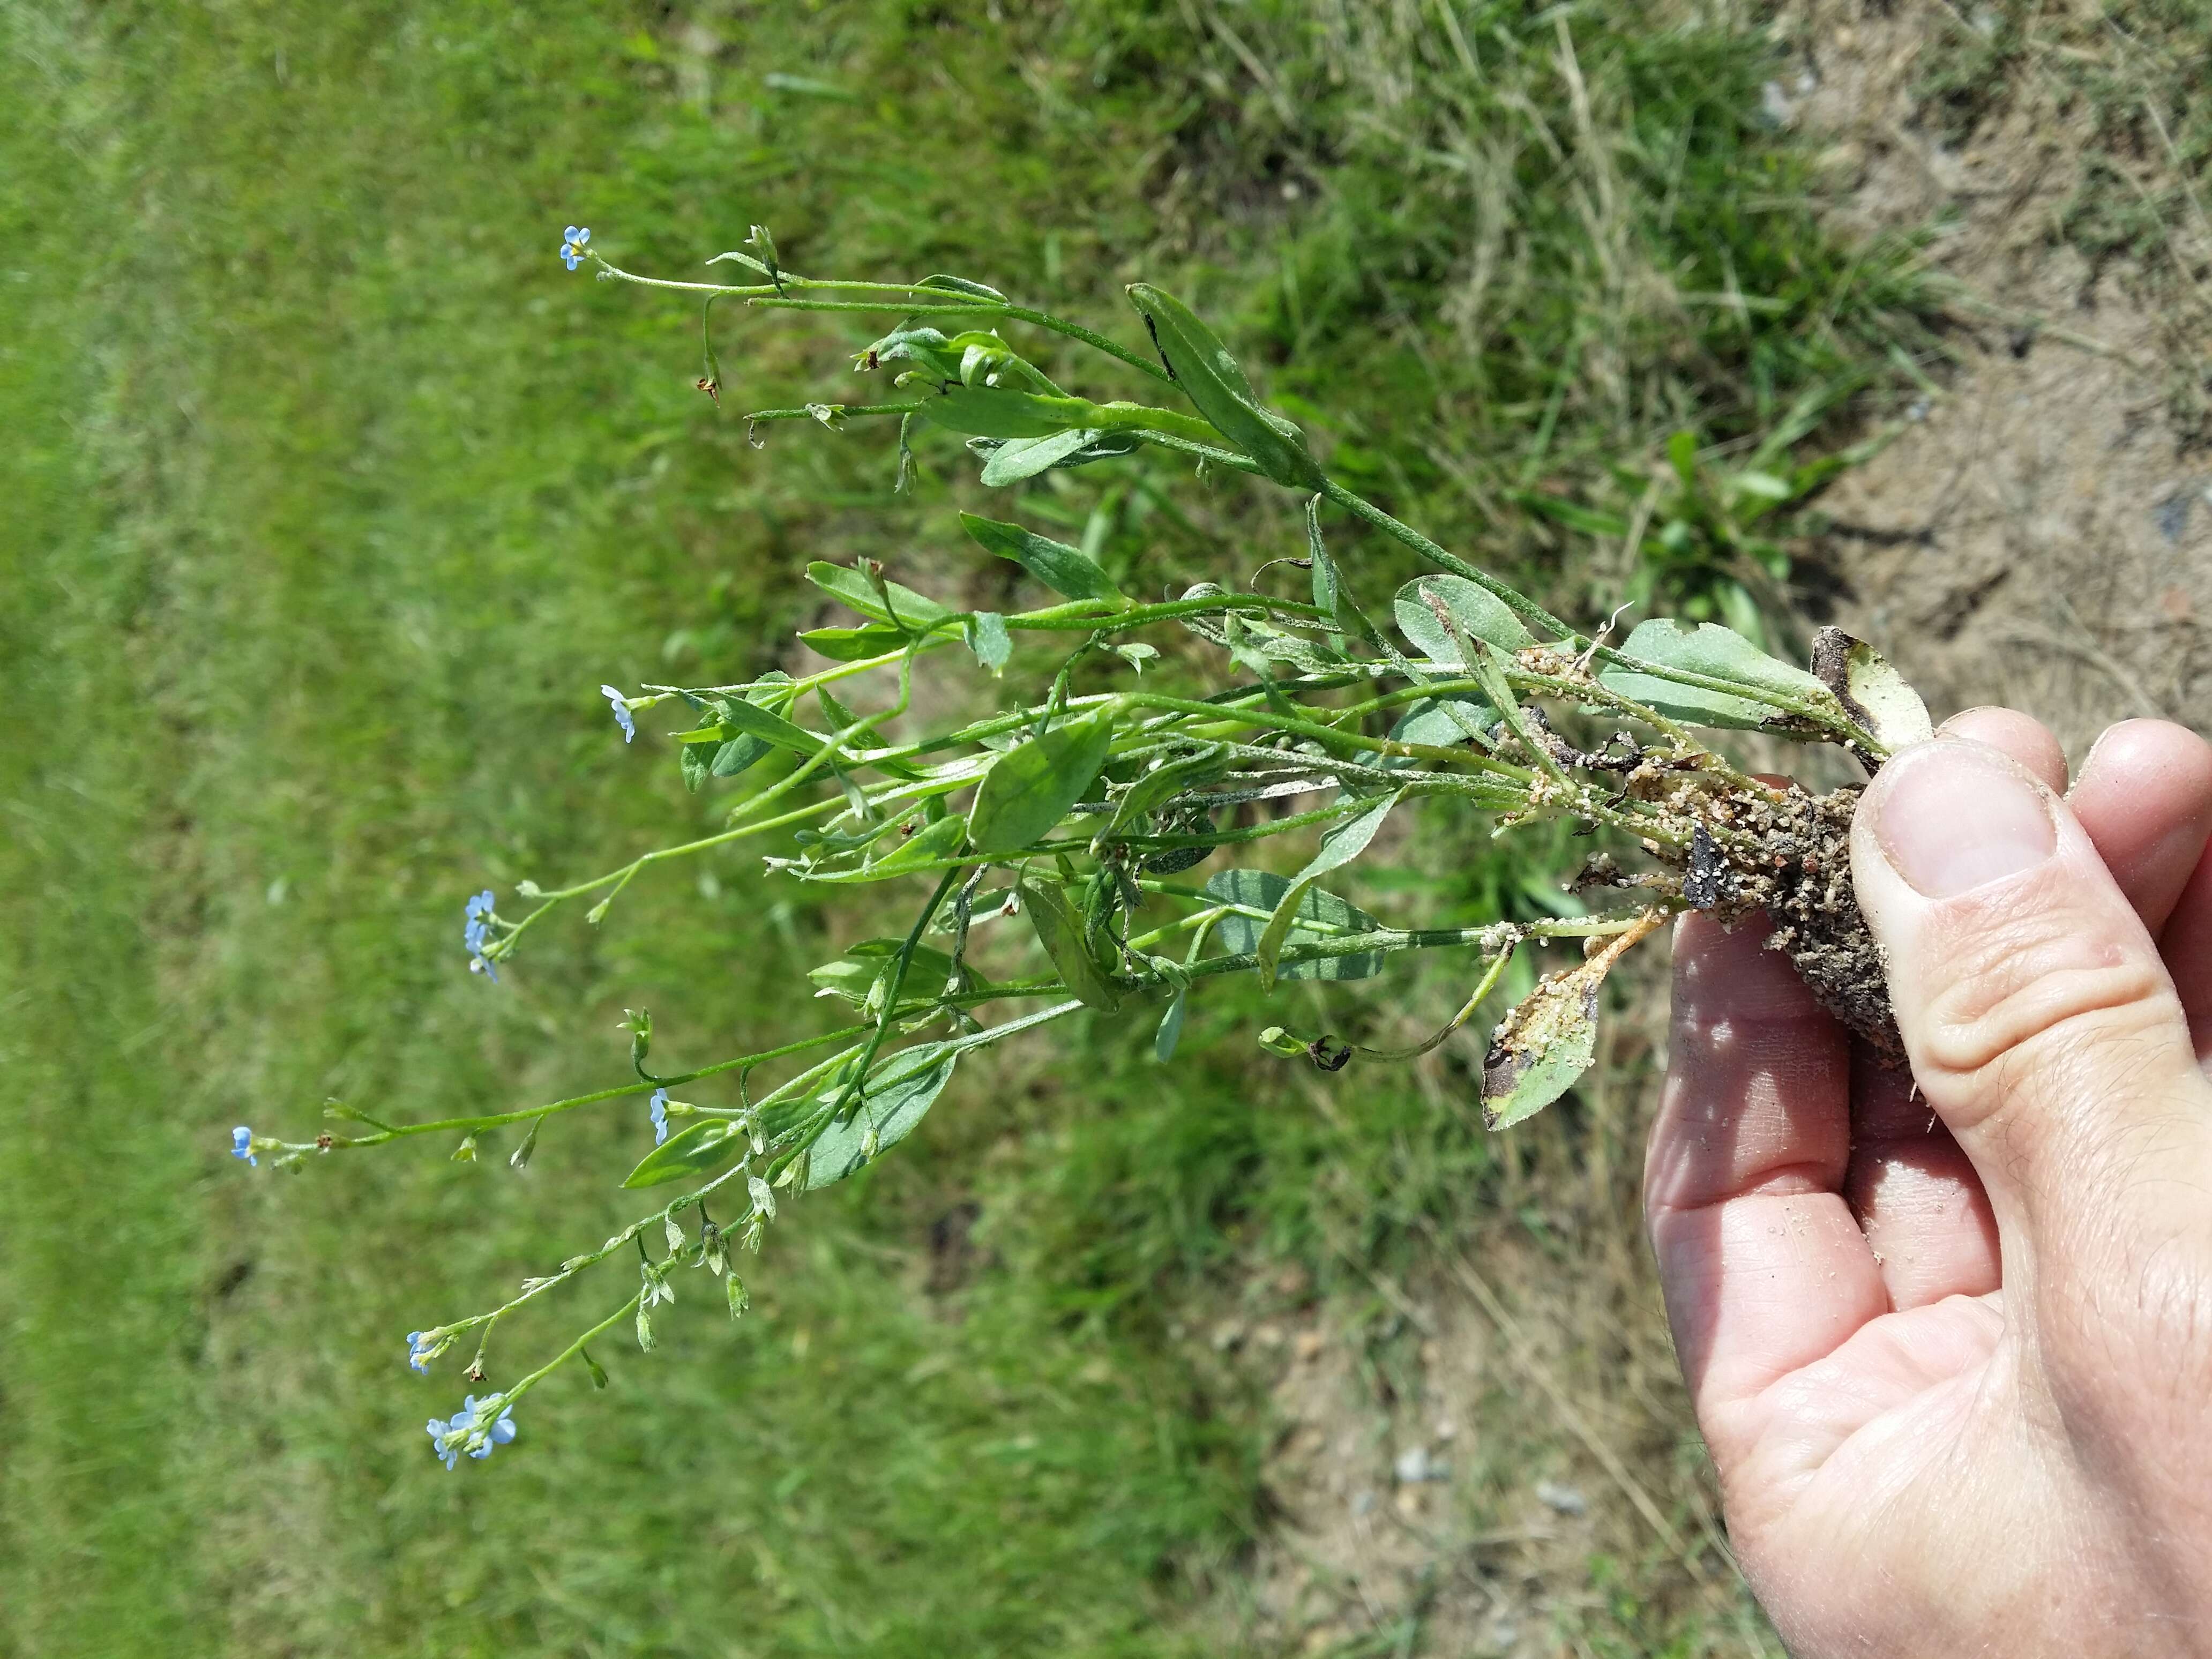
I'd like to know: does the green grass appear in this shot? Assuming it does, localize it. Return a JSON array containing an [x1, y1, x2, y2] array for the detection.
[[2, 2, 1930, 1653]]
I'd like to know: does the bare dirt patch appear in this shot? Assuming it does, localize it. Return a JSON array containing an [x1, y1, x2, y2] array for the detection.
[[1778, 2, 2211, 748]]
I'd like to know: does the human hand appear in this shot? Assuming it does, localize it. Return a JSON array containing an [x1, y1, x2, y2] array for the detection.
[[1646, 712, 2212, 1656]]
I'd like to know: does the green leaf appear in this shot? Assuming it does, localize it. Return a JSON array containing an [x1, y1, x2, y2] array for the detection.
[[669, 696, 819, 755], [913, 272, 1008, 302], [1305, 496, 1340, 629], [1387, 692, 1497, 751], [1154, 989, 1188, 1063], [797, 624, 909, 662], [1254, 792, 1401, 991], [975, 428, 1140, 485], [966, 611, 1012, 674], [805, 562, 953, 629], [802, 1045, 961, 1189], [868, 812, 967, 875], [918, 385, 1083, 440], [622, 1120, 745, 1190], [1482, 956, 1609, 1129], [1393, 575, 1534, 663], [1667, 428, 1699, 489], [1101, 745, 1229, 843], [978, 426, 1095, 485], [680, 740, 715, 793], [1811, 627, 1932, 752], [1019, 878, 1123, 1010], [809, 939, 978, 1007], [1203, 868, 1384, 982], [1125, 284, 1325, 490], [1597, 618, 1840, 731], [958, 512, 1127, 607], [969, 710, 1116, 856]]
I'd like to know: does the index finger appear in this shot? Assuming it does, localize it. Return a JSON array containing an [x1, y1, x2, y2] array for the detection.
[[1644, 914, 1887, 1456]]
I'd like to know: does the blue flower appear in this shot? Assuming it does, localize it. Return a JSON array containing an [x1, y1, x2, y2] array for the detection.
[[560, 225, 591, 271], [230, 1125, 257, 1168], [601, 684, 635, 743], [648, 1087, 669, 1146], [407, 1331, 436, 1375], [427, 1415, 461, 1470], [464, 888, 500, 983], [428, 1395, 517, 1469], [463, 1395, 517, 1459]]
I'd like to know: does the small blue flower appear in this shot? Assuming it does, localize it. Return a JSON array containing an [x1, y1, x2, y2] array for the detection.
[[407, 1331, 436, 1375], [648, 1087, 669, 1146], [601, 684, 635, 744], [560, 225, 591, 271], [464, 889, 500, 983], [427, 1415, 461, 1470], [465, 1395, 517, 1460], [230, 1125, 257, 1168]]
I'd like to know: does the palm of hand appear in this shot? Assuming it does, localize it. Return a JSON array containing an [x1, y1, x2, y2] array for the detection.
[[1648, 713, 2212, 1656]]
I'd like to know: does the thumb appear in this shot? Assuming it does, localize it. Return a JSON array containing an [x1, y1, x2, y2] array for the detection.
[[1850, 736, 2211, 1247]]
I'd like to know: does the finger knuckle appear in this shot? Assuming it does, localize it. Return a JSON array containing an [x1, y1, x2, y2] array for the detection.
[[1915, 907, 2178, 1124]]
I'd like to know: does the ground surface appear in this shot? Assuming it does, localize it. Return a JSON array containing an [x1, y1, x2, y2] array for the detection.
[[4, 2, 2204, 1656]]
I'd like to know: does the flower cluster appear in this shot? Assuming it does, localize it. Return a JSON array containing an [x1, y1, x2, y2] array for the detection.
[[601, 684, 635, 743], [230, 1125, 257, 1167], [559, 225, 590, 271], [427, 1394, 517, 1470], [464, 888, 498, 982], [406, 1329, 444, 1375]]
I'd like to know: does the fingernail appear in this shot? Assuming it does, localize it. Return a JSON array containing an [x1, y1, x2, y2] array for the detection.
[[1871, 741, 2057, 898]]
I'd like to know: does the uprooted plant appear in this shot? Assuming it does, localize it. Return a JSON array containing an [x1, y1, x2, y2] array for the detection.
[[231, 223, 1934, 1470]]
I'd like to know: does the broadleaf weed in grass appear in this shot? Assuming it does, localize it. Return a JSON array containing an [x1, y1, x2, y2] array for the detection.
[[244, 234, 1938, 1465]]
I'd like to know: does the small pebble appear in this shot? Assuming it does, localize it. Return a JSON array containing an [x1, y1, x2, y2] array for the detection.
[[1536, 1478, 1588, 1515], [1394, 1445, 1434, 1484]]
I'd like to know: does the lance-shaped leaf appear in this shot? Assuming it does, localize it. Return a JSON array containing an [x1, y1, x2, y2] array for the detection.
[[979, 427, 1102, 485], [918, 385, 1089, 440], [1099, 745, 1230, 843], [867, 812, 968, 875], [959, 512, 1127, 608], [1387, 692, 1498, 751], [804, 1044, 961, 1189], [913, 272, 1008, 302], [1480, 962, 1603, 1130], [1018, 878, 1123, 1010], [622, 1120, 745, 1190], [702, 677, 802, 781], [1204, 868, 1384, 981], [972, 430, 1142, 485], [1154, 989, 1189, 1063], [1305, 495, 1342, 630], [1811, 626, 1932, 753], [1482, 911, 1661, 1127], [1125, 284, 1326, 490], [1393, 575, 1534, 663], [797, 624, 909, 662], [808, 940, 967, 1005], [805, 562, 954, 631], [968, 709, 1116, 855], [1253, 791, 1402, 991], [670, 696, 820, 756], [1597, 618, 1842, 731]]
